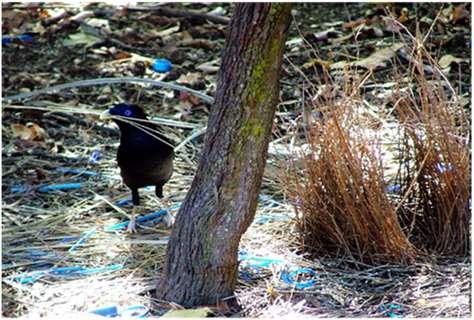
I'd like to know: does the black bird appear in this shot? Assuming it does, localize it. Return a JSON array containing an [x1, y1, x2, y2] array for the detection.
[[101, 103, 174, 232]]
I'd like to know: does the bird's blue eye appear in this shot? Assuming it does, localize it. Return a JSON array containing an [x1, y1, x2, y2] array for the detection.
[[124, 110, 132, 116]]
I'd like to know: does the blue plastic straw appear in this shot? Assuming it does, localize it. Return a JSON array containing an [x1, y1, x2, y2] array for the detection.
[[7, 264, 124, 284], [68, 229, 97, 253], [56, 167, 100, 177], [37, 183, 83, 193]]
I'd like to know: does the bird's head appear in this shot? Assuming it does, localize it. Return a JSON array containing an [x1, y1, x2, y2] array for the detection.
[[101, 103, 148, 121]]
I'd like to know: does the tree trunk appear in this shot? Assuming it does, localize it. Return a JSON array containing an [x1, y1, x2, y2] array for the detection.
[[157, 3, 291, 307]]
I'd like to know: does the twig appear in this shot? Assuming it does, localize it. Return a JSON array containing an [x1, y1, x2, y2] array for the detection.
[[127, 5, 230, 25], [3, 77, 215, 104]]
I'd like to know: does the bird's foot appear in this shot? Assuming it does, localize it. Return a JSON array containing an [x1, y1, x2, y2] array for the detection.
[[162, 211, 175, 228], [127, 216, 137, 233]]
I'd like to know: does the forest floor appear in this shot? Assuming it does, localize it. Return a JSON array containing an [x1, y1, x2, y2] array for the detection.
[[2, 2, 471, 318]]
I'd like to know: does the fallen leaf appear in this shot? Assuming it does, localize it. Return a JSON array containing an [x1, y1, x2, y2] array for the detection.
[[180, 91, 201, 106], [312, 27, 341, 43], [438, 54, 462, 69], [85, 18, 110, 33], [451, 5, 469, 25], [343, 18, 367, 30], [63, 31, 102, 47], [11, 122, 47, 141], [177, 72, 202, 86], [303, 58, 331, 70], [331, 43, 404, 71]]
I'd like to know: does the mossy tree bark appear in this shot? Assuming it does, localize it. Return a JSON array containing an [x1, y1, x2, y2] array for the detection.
[[157, 3, 291, 307]]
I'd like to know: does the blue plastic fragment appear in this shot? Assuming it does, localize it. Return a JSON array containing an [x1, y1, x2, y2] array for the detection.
[[121, 305, 149, 318], [386, 184, 401, 194], [379, 303, 404, 318], [238, 251, 284, 268], [60, 235, 80, 243], [7, 264, 124, 284], [12, 273, 44, 285], [25, 249, 62, 261], [239, 270, 254, 281], [89, 150, 102, 164], [68, 229, 97, 253], [89, 305, 118, 317], [89, 304, 148, 318], [152, 58, 172, 72], [104, 210, 169, 232], [10, 185, 29, 193], [280, 267, 317, 289], [435, 163, 454, 173], [2, 34, 33, 45], [116, 198, 133, 207], [253, 213, 290, 225], [49, 264, 124, 277], [258, 194, 280, 208], [37, 182, 82, 193], [57, 167, 100, 177]]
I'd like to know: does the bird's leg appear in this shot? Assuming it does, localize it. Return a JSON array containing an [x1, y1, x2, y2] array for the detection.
[[155, 185, 174, 228], [127, 188, 140, 233], [161, 197, 175, 228], [127, 206, 137, 233]]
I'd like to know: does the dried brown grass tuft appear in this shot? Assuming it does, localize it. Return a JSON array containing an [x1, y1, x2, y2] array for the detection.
[[394, 49, 470, 256], [283, 36, 470, 263], [283, 84, 417, 264]]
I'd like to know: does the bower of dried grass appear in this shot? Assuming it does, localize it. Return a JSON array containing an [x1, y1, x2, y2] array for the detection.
[[282, 42, 470, 264], [394, 51, 470, 256]]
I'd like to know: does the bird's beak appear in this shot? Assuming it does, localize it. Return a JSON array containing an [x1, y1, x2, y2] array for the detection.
[[100, 110, 111, 120]]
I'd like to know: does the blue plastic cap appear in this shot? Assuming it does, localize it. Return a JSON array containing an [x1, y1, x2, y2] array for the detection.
[[152, 58, 172, 73]]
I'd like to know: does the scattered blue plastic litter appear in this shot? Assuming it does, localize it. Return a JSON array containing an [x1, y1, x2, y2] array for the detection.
[[238, 251, 284, 268], [89, 304, 148, 318], [116, 198, 133, 207], [104, 210, 169, 232], [37, 182, 83, 193], [379, 303, 404, 318], [7, 264, 123, 284], [89, 150, 102, 164], [435, 163, 454, 173], [2, 34, 33, 45], [10, 182, 83, 193], [68, 229, 97, 253], [280, 267, 318, 289], [258, 194, 280, 208], [57, 167, 100, 177], [386, 184, 401, 194], [90, 305, 118, 317], [253, 213, 290, 225], [239, 270, 255, 281], [25, 249, 62, 261], [10, 185, 29, 193], [152, 58, 172, 72], [121, 305, 149, 318], [60, 235, 80, 243]]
